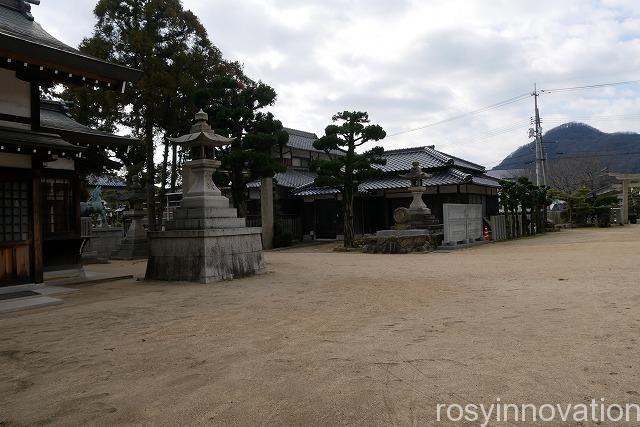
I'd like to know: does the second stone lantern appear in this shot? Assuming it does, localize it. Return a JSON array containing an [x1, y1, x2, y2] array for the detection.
[[145, 110, 264, 283]]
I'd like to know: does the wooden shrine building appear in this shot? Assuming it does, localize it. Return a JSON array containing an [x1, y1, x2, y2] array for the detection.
[[0, 0, 141, 285]]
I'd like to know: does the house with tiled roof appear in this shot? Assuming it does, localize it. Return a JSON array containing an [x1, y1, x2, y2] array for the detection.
[[243, 128, 342, 230], [243, 127, 500, 240], [292, 145, 500, 239]]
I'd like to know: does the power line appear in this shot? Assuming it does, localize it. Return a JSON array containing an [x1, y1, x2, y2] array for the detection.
[[386, 77, 640, 141], [386, 92, 530, 138], [480, 122, 529, 137], [540, 79, 640, 94], [502, 149, 640, 163], [437, 122, 528, 150]]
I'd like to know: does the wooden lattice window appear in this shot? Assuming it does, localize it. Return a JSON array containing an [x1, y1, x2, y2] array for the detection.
[[42, 178, 74, 235], [0, 180, 30, 242]]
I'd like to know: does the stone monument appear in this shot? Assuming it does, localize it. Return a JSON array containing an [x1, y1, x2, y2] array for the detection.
[[112, 176, 148, 260], [145, 110, 264, 283]]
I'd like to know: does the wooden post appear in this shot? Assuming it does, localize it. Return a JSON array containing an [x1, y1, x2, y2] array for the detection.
[[260, 177, 274, 249], [622, 179, 629, 224], [32, 172, 43, 283]]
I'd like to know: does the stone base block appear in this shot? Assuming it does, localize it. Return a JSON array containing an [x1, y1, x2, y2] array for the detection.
[[82, 227, 124, 260], [111, 239, 148, 260], [145, 228, 264, 283], [364, 231, 436, 254], [173, 207, 238, 220], [168, 217, 246, 230], [181, 195, 230, 209]]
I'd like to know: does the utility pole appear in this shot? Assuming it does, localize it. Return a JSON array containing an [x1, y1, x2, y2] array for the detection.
[[531, 84, 547, 187]]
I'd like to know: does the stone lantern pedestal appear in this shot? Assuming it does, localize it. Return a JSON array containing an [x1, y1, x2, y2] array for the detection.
[[145, 110, 264, 283], [112, 177, 148, 260], [366, 161, 443, 253], [395, 161, 440, 230]]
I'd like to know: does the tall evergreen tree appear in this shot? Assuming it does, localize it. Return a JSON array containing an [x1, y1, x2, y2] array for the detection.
[[61, 0, 240, 230], [195, 76, 288, 217], [313, 111, 386, 248]]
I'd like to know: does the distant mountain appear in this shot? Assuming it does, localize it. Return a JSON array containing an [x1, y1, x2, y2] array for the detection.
[[494, 122, 640, 173]]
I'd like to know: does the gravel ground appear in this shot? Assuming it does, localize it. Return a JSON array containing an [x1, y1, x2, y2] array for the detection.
[[1, 226, 639, 426]]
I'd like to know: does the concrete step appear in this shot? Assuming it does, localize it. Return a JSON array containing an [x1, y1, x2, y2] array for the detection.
[[0, 296, 63, 314]]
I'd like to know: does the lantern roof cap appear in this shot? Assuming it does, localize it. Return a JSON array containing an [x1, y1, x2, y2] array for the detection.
[[399, 161, 430, 181], [167, 109, 234, 148]]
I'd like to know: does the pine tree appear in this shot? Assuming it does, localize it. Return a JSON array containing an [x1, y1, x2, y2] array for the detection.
[[195, 76, 288, 217], [313, 111, 386, 248]]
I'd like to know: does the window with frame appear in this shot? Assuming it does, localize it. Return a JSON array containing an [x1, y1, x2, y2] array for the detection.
[[0, 180, 30, 242], [42, 177, 75, 235]]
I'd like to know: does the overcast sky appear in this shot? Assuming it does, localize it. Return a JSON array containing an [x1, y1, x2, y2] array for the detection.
[[36, 0, 640, 168]]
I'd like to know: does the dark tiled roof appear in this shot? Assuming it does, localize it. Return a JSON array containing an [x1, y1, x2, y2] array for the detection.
[[437, 150, 485, 172], [40, 100, 137, 146], [486, 169, 530, 180], [0, 126, 82, 152], [247, 169, 317, 189], [294, 168, 480, 196], [359, 169, 473, 191], [291, 146, 496, 196], [293, 185, 341, 197], [377, 146, 487, 173], [0, 2, 141, 83], [86, 175, 126, 188], [0, 2, 72, 51], [377, 146, 453, 172], [284, 127, 344, 156], [284, 128, 318, 151], [471, 174, 501, 187]]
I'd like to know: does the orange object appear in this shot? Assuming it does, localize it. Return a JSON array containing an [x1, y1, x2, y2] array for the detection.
[[483, 225, 492, 241]]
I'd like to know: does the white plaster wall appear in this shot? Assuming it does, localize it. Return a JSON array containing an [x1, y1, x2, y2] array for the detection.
[[0, 69, 30, 120]]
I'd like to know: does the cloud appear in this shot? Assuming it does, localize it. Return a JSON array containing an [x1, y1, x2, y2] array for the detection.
[[33, 0, 640, 167]]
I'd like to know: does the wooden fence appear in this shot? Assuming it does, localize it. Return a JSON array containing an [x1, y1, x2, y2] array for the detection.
[[245, 214, 302, 240], [489, 210, 548, 241], [489, 215, 507, 241]]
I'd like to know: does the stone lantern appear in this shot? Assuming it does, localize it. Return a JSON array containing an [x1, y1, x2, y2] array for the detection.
[[400, 161, 431, 213], [145, 110, 264, 283], [167, 109, 231, 210], [112, 176, 148, 259]]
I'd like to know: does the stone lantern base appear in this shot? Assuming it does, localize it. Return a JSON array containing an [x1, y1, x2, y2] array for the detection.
[[145, 228, 263, 283], [145, 110, 264, 283], [111, 210, 148, 260], [145, 160, 264, 283]]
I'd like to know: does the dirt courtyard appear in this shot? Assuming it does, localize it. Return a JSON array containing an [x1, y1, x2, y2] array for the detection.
[[1, 226, 639, 425]]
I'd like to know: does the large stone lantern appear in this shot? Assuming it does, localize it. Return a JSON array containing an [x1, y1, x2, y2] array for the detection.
[[392, 161, 440, 230], [112, 176, 147, 259], [369, 160, 443, 253], [167, 109, 231, 210], [400, 161, 431, 214], [145, 110, 264, 283]]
